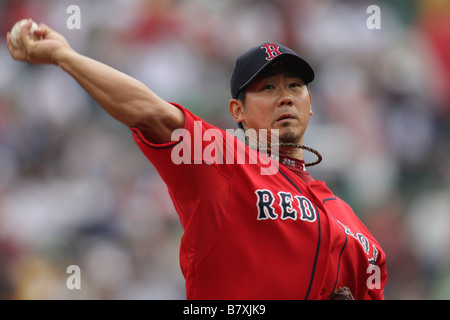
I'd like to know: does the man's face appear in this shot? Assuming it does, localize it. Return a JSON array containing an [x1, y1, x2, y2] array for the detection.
[[234, 68, 313, 146]]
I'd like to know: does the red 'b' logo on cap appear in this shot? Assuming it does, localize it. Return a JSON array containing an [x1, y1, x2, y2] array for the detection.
[[261, 44, 281, 61]]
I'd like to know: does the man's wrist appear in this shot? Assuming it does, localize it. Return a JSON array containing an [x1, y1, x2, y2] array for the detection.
[[54, 47, 77, 69]]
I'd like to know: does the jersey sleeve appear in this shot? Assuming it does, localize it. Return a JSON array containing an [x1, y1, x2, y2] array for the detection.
[[130, 103, 236, 226]]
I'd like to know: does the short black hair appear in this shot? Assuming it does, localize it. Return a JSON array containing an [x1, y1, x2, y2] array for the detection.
[[236, 90, 246, 130]]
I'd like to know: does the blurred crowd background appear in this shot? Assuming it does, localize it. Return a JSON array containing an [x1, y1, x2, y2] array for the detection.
[[0, 0, 449, 300]]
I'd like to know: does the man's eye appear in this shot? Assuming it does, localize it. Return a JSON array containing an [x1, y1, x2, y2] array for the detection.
[[289, 83, 301, 88], [262, 85, 274, 90]]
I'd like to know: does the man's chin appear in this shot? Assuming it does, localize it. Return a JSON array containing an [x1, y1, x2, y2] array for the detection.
[[254, 127, 302, 146], [279, 130, 302, 145]]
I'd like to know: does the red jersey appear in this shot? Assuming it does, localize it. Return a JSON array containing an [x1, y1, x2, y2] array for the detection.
[[131, 103, 387, 300]]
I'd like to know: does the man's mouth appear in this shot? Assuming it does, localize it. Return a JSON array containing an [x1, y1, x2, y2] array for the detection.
[[276, 114, 296, 122]]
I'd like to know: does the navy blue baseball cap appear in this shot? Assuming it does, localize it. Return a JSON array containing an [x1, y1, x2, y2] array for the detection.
[[230, 43, 315, 99]]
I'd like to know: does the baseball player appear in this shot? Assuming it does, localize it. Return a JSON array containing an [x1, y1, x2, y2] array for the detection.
[[7, 20, 387, 300]]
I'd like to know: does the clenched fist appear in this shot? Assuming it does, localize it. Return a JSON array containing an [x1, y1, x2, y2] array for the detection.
[[6, 19, 72, 65]]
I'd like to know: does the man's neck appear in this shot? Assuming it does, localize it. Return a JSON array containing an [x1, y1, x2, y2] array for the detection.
[[278, 145, 304, 160]]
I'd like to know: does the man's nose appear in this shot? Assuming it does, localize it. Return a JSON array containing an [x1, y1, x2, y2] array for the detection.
[[278, 92, 294, 107]]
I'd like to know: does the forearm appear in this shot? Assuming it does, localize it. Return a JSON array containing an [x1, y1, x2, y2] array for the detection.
[[55, 48, 163, 127], [7, 20, 184, 143]]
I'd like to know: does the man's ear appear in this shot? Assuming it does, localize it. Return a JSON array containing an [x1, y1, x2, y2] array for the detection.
[[308, 90, 313, 116], [229, 99, 245, 126]]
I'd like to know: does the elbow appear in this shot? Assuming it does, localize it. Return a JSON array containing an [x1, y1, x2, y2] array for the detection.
[[129, 103, 157, 129], [128, 101, 185, 144]]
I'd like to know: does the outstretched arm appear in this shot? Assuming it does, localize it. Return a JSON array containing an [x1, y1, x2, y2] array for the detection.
[[6, 19, 184, 144]]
